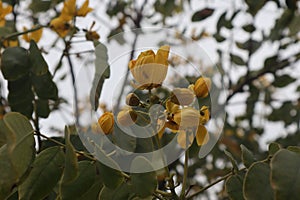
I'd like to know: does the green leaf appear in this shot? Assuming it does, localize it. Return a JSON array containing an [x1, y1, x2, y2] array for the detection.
[[245, 0, 267, 16], [242, 24, 256, 33], [90, 42, 110, 111], [29, 40, 48, 76], [95, 148, 124, 189], [236, 39, 261, 54], [225, 171, 245, 200], [18, 146, 65, 200], [3, 112, 35, 177], [270, 9, 294, 41], [240, 145, 255, 168], [1, 47, 30, 81], [230, 54, 245, 65], [36, 99, 50, 118], [191, 8, 214, 22], [224, 150, 239, 171], [60, 161, 97, 200], [31, 72, 58, 100], [273, 74, 296, 88], [213, 33, 226, 42], [268, 142, 281, 156], [216, 12, 227, 32], [243, 162, 274, 200], [113, 125, 136, 152], [0, 113, 35, 199], [271, 149, 300, 200], [288, 14, 300, 35], [130, 156, 157, 198], [29, 0, 63, 13], [98, 183, 131, 200], [0, 121, 6, 147], [61, 126, 78, 184]]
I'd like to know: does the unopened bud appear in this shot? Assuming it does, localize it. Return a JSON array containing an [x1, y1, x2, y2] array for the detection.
[[98, 112, 114, 135], [193, 77, 211, 98], [126, 93, 140, 106]]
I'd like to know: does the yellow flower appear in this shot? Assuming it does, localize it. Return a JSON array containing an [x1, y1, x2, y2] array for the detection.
[[173, 107, 200, 128], [22, 26, 43, 43], [166, 99, 179, 114], [177, 130, 194, 149], [50, 17, 72, 37], [0, 1, 12, 27], [195, 124, 209, 146], [77, 0, 93, 17], [170, 88, 195, 105], [117, 108, 137, 126], [85, 30, 100, 41], [98, 112, 114, 135], [129, 45, 170, 90], [3, 39, 18, 47], [190, 76, 211, 98], [60, 0, 76, 21]]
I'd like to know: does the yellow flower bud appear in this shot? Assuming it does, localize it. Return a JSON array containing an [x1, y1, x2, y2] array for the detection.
[[98, 112, 114, 135], [166, 99, 179, 114], [50, 17, 72, 38], [129, 45, 170, 90], [76, 0, 93, 17], [126, 93, 140, 106], [196, 124, 209, 146], [22, 26, 43, 43], [173, 107, 200, 128], [170, 88, 195, 105], [0, 1, 12, 27], [193, 77, 211, 98], [117, 108, 137, 126], [199, 106, 210, 124]]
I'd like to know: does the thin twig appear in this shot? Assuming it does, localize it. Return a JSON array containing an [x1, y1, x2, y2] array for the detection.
[[180, 150, 189, 199]]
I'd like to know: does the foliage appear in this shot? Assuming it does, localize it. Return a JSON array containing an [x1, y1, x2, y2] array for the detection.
[[0, 0, 300, 199]]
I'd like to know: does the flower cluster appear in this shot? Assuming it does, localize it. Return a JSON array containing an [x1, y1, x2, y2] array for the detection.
[[98, 46, 211, 149], [50, 0, 93, 37], [0, 1, 12, 27]]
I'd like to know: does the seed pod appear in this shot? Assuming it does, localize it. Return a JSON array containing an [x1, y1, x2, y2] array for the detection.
[[126, 93, 140, 106]]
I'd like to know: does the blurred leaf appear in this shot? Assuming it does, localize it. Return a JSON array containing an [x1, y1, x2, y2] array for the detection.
[[213, 33, 226, 42], [29, 0, 63, 14], [95, 148, 124, 189], [224, 150, 239, 171], [271, 149, 300, 199], [36, 99, 50, 118], [230, 54, 245, 65], [225, 171, 245, 200], [60, 126, 78, 185], [242, 24, 256, 33], [244, 162, 274, 200], [98, 183, 131, 200], [273, 74, 296, 87], [1, 47, 30, 81], [288, 14, 300, 35], [245, 0, 267, 16], [29, 40, 48, 76], [130, 156, 157, 198], [113, 125, 136, 152], [235, 39, 260, 54], [18, 146, 65, 200], [60, 161, 97, 200], [191, 8, 214, 22], [0, 121, 6, 147], [240, 144, 255, 168], [268, 142, 281, 156], [270, 9, 294, 41], [90, 42, 110, 111], [217, 12, 227, 32], [286, 0, 297, 10]]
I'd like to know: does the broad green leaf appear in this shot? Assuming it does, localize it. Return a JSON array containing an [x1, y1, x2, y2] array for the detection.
[[268, 142, 281, 156], [18, 146, 65, 200], [288, 14, 300, 36], [90, 42, 110, 111], [3, 112, 35, 177], [273, 74, 296, 88], [240, 144, 255, 168], [0, 121, 6, 147], [31, 72, 58, 100], [244, 162, 274, 200], [36, 99, 50, 118], [29, 40, 48, 76], [271, 149, 300, 200], [130, 156, 157, 198], [98, 183, 131, 200], [113, 125, 136, 152], [225, 171, 245, 200], [60, 126, 78, 185], [0, 145, 17, 199], [191, 8, 214, 22], [77, 177, 103, 200], [230, 54, 245, 65], [95, 147, 124, 189], [224, 150, 239, 171], [61, 161, 97, 200], [1, 47, 30, 81]]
